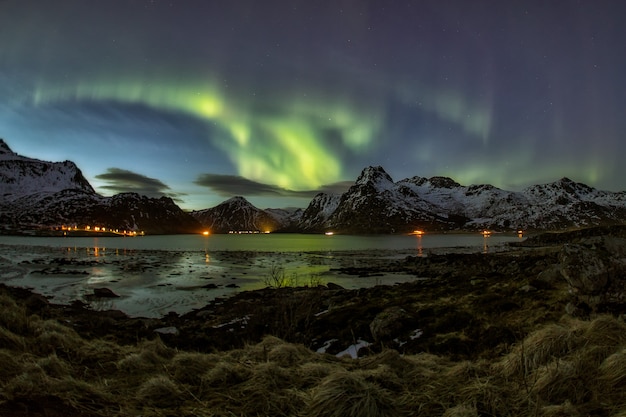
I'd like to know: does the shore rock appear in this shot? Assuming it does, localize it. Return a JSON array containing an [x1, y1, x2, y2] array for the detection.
[[559, 237, 626, 310], [369, 306, 408, 341], [92, 288, 120, 298]]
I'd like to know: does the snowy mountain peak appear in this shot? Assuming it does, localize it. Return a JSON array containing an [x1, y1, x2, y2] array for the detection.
[[427, 176, 461, 189], [192, 195, 282, 233], [224, 196, 251, 205], [355, 166, 394, 188]]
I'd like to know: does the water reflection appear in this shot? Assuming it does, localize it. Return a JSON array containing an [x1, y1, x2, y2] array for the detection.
[[416, 235, 423, 257]]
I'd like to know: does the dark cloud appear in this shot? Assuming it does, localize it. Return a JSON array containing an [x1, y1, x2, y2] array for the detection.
[[96, 168, 184, 202], [194, 173, 352, 198]]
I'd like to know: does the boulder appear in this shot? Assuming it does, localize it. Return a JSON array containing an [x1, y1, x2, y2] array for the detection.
[[559, 244, 609, 295], [559, 238, 626, 310], [92, 288, 120, 298], [369, 306, 408, 342]]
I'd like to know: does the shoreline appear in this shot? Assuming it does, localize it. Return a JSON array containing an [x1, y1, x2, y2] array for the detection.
[[1, 225, 626, 415], [0, 243, 436, 318]]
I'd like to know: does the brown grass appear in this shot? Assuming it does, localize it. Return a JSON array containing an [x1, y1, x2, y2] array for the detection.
[[3, 285, 626, 416], [303, 370, 399, 417], [136, 375, 184, 408]]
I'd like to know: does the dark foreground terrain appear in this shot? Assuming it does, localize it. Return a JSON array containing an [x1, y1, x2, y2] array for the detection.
[[2, 225, 626, 416]]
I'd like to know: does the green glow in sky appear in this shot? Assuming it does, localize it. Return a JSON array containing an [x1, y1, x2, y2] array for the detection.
[[32, 75, 383, 191]]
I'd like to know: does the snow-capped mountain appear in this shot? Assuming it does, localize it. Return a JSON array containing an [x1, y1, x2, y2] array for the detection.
[[298, 166, 626, 233], [0, 139, 94, 198], [298, 192, 342, 231], [0, 140, 200, 234], [3, 138, 626, 234], [298, 166, 468, 233], [191, 196, 285, 233]]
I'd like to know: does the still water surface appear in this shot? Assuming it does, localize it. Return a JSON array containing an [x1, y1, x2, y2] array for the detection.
[[0, 233, 525, 317], [0, 233, 524, 253]]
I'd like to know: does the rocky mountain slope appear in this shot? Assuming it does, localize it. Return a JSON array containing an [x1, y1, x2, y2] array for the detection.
[[0, 140, 199, 234], [190, 196, 288, 233], [298, 166, 626, 233], [0, 139, 94, 198]]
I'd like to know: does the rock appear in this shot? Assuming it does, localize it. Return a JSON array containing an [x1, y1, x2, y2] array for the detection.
[[559, 239, 626, 310], [535, 264, 562, 287], [225, 283, 239, 288], [25, 293, 50, 311], [326, 282, 344, 290], [369, 306, 407, 342], [202, 283, 218, 289], [559, 244, 609, 295], [92, 288, 120, 298]]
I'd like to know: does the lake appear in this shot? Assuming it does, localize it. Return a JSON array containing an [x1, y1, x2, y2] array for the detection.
[[0, 232, 524, 253], [0, 232, 525, 317]]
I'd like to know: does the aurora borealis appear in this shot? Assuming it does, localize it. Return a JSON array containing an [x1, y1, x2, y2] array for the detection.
[[1, 1, 625, 210]]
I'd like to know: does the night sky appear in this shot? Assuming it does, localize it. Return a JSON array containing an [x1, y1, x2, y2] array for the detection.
[[2, 1, 625, 210]]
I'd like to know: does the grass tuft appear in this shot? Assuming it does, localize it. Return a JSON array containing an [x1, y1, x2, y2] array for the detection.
[[304, 370, 399, 417], [136, 375, 183, 408]]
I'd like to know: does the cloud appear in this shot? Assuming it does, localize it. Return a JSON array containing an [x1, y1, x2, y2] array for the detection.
[[194, 173, 352, 198], [95, 168, 184, 201]]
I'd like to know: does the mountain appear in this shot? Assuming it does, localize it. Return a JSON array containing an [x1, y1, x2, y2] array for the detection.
[[298, 166, 626, 233], [3, 138, 626, 235], [298, 192, 342, 232], [0, 140, 200, 234], [299, 166, 467, 233], [191, 196, 285, 233], [0, 139, 94, 198], [191, 197, 305, 233]]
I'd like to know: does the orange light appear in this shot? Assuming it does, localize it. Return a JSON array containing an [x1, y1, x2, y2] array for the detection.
[[482, 230, 492, 236], [413, 230, 424, 236], [325, 231, 334, 236], [202, 231, 210, 236]]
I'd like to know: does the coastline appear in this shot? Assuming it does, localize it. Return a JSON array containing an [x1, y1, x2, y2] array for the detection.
[[1, 225, 626, 415]]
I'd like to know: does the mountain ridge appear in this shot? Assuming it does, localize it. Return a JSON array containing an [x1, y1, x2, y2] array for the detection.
[[2, 139, 626, 234], [0, 140, 200, 234]]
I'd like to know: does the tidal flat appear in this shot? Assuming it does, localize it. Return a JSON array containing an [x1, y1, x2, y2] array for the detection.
[[0, 244, 425, 318]]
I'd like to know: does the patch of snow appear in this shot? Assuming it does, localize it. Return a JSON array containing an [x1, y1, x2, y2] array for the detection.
[[410, 329, 424, 340], [316, 338, 338, 354], [154, 326, 179, 335], [212, 315, 250, 329], [335, 339, 371, 359]]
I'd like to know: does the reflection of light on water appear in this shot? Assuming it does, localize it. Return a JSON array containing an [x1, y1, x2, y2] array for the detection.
[[205, 252, 210, 264], [483, 235, 490, 254], [416, 235, 423, 257], [85, 246, 106, 257]]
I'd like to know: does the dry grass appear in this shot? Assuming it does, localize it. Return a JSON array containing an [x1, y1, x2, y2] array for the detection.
[[497, 321, 582, 377], [303, 370, 399, 417], [2, 285, 626, 416], [136, 375, 183, 408]]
